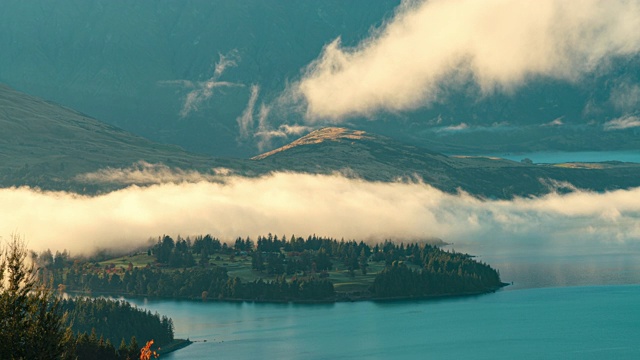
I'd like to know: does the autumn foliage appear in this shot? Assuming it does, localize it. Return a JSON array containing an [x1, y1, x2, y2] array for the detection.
[[140, 340, 159, 360]]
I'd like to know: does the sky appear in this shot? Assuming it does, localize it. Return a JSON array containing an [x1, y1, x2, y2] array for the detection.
[[2, 0, 640, 263], [293, 0, 640, 122], [2, 172, 640, 257]]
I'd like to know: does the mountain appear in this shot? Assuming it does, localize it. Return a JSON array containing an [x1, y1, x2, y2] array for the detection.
[[0, 83, 232, 191], [0, 0, 400, 157], [2, 1, 639, 157], [251, 127, 640, 198], [2, 84, 640, 198]]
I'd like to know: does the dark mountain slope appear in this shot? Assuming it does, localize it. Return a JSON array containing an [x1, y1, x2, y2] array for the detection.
[[252, 127, 640, 198], [0, 83, 234, 190], [2, 1, 639, 157], [2, 84, 639, 198]]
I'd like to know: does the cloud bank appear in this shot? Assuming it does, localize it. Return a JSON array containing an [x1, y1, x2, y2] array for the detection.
[[2, 173, 640, 257], [295, 0, 640, 121], [604, 115, 640, 130], [75, 161, 232, 185]]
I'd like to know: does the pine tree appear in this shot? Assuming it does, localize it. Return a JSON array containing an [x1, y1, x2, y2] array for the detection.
[[0, 234, 68, 359]]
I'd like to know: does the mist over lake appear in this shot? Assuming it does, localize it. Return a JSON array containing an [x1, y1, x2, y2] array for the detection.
[[123, 223, 640, 359], [3, 0, 640, 358]]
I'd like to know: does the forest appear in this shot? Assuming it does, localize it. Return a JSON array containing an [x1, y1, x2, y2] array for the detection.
[[0, 235, 180, 360], [39, 233, 505, 302]]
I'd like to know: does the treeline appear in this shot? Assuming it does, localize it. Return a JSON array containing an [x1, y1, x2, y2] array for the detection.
[[1, 235, 170, 360], [59, 266, 335, 302], [61, 297, 174, 350], [370, 241, 504, 298], [151, 233, 502, 299], [41, 233, 503, 302]]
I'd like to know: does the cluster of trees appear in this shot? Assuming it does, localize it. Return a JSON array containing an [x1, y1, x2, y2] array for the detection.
[[56, 264, 334, 301], [61, 329, 143, 360], [1, 235, 70, 358], [371, 260, 502, 299], [61, 297, 173, 350], [370, 242, 503, 298], [1, 235, 173, 359], [36, 233, 502, 303]]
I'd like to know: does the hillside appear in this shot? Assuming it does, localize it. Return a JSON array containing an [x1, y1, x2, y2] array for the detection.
[[1, 1, 639, 157], [0, 83, 236, 191], [252, 127, 640, 198], [0, 0, 400, 157], [2, 84, 640, 198]]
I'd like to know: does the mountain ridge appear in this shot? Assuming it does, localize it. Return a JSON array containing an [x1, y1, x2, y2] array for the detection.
[[2, 1, 640, 157], [3, 83, 640, 198]]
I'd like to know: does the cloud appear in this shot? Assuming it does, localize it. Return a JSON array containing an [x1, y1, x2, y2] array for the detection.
[[610, 82, 640, 112], [436, 123, 469, 133], [254, 123, 316, 152], [236, 85, 260, 140], [603, 115, 640, 130], [541, 117, 564, 127], [2, 172, 640, 258], [160, 51, 242, 117], [295, 0, 640, 121], [431, 121, 513, 134], [75, 161, 233, 185]]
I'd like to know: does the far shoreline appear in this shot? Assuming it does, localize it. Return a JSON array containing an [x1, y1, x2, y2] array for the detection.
[[157, 339, 193, 356], [68, 282, 509, 306]]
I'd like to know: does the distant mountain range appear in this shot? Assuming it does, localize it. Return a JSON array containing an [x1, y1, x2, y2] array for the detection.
[[3, 84, 640, 198], [2, 1, 639, 157]]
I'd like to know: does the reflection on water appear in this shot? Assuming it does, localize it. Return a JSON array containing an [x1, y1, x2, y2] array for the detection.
[[129, 285, 640, 360], [450, 241, 640, 290], [119, 237, 640, 359]]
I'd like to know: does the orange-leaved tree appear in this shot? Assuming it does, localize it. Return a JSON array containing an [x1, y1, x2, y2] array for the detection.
[[140, 339, 159, 360]]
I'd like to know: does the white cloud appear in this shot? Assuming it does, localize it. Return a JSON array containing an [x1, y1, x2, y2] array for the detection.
[[432, 121, 513, 134], [295, 0, 640, 121], [542, 117, 564, 127], [436, 123, 468, 132], [236, 84, 260, 140], [160, 51, 242, 117], [2, 172, 640, 257], [75, 161, 232, 185], [603, 115, 640, 130], [610, 82, 640, 112]]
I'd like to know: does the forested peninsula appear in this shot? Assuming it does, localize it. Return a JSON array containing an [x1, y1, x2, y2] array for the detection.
[[39, 234, 507, 303]]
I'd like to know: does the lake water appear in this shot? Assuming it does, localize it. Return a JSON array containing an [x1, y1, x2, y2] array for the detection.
[[128, 285, 640, 359], [125, 150, 640, 359], [124, 240, 640, 359], [480, 150, 640, 164]]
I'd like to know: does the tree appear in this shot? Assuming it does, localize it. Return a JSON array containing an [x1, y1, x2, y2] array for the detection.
[[0, 234, 68, 359], [358, 249, 369, 275]]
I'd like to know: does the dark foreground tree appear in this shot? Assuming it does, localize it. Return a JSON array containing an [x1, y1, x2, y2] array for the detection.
[[0, 234, 70, 359]]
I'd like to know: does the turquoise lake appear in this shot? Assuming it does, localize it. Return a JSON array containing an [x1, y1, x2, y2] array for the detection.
[[124, 240, 640, 359], [123, 151, 640, 359], [482, 150, 640, 164], [129, 285, 640, 359]]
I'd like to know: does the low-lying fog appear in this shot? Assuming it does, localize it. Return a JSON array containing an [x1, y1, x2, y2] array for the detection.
[[3, 172, 639, 288]]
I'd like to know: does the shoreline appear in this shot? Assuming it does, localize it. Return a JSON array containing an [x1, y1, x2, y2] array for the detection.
[[157, 339, 193, 355], [68, 283, 509, 305]]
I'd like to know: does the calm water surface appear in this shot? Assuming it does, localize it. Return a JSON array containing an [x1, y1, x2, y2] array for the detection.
[[482, 150, 640, 164], [125, 151, 640, 359], [129, 285, 640, 359], [125, 243, 640, 359]]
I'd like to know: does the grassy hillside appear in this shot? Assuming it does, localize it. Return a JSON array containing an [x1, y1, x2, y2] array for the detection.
[[0, 83, 237, 191], [251, 127, 640, 198], [1, 1, 639, 157], [3, 84, 640, 198]]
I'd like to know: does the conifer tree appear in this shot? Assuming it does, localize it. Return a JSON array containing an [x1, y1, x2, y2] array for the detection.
[[0, 234, 67, 359]]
